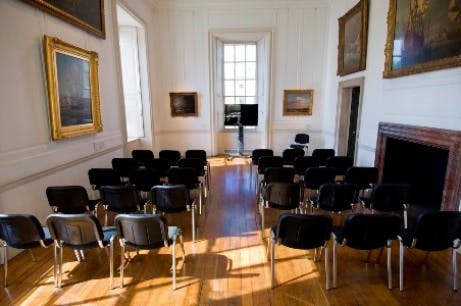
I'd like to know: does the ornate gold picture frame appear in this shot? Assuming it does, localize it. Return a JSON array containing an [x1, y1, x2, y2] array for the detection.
[[21, 0, 105, 38], [384, 0, 461, 78], [43, 35, 102, 140], [337, 0, 369, 76], [283, 89, 314, 116], [169, 92, 198, 117]]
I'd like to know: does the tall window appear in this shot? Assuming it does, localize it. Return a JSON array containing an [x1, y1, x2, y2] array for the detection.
[[223, 43, 257, 128]]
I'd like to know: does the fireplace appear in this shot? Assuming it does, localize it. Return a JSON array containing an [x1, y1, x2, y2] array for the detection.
[[375, 122, 461, 211]]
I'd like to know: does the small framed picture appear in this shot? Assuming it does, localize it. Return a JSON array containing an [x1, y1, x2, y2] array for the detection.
[[283, 89, 314, 116], [169, 92, 198, 117]]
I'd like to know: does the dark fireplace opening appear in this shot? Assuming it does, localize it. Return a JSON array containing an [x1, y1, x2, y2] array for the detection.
[[382, 138, 449, 211]]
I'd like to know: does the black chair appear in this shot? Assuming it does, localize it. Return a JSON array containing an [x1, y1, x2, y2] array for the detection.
[[256, 156, 283, 195], [332, 213, 402, 289], [129, 168, 162, 211], [260, 182, 302, 239], [100, 185, 143, 225], [326, 156, 354, 181], [344, 166, 379, 207], [159, 150, 181, 166], [185, 149, 210, 188], [111, 158, 140, 183], [46, 213, 116, 289], [114, 214, 186, 290], [151, 185, 196, 242], [301, 167, 336, 212], [0, 214, 53, 287], [370, 184, 412, 228], [46, 185, 99, 214], [289, 133, 309, 153], [312, 149, 335, 167], [258, 167, 295, 210], [270, 213, 332, 289], [282, 148, 305, 167], [316, 183, 358, 215], [293, 156, 320, 180], [167, 167, 204, 215], [144, 158, 172, 180], [398, 211, 461, 291], [88, 168, 124, 208], [178, 157, 209, 198], [250, 149, 274, 189], [131, 149, 154, 166]]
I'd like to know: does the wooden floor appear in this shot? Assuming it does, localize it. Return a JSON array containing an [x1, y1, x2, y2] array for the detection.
[[2, 157, 461, 305]]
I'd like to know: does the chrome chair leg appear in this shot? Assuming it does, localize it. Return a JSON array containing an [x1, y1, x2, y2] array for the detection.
[[325, 243, 331, 290], [387, 242, 392, 290], [399, 241, 404, 291], [53, 244, 58, 288], [333, 240, 337, 288], [109, 240, 114, 290], [172, 240, 177, 290], [191, 205, 196, 243], [270, 236, 275, 288], [120, 244, 125, 288], [453, 247, 457, 291]]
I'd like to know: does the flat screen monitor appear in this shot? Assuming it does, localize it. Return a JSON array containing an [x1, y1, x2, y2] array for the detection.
[[224, 104, 258, 126]]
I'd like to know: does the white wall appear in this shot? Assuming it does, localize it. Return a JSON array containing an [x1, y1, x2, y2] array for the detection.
[[0, 0, 128, 244], [324, 0, 461, 166], [151, 0, 331, 156]]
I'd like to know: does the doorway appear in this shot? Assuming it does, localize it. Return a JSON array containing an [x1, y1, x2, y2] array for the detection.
[[337, 77, 364, 161]]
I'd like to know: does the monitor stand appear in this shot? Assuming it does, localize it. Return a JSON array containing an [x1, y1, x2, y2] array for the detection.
[[226, 125, 250, 160]]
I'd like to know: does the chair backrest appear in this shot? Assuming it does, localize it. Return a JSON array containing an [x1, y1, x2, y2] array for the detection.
[[339, 213, 402, 250], [111, 158, 139, 178], [115, 214, 168, 249], [167, 167, 199, 189], [185, 150, 207, 162], [317, 183, 358, 212], [0, 214, 49, 249], [178, 158, 205, 176], [151, 184, 191, 213], [293, 156, 320, 175], [263, 167, 295, 183], [130, 168, 161, 192], [46, 185, 91, 214], [326, 156, 354, 176], [88, 168, 123, 190], [46, 214, 105, 249], [371, 184, 412, 212], [409, 211, 461, 251], [144, 158, 171, 177], [100, 185, 141, 213], [303, 167, 336, 189], [294, 133, 309, 145], [345, 167, 379, 190], [282, 148, 305, 165], [251, 149, 274, 165], [312, 149, 335, 166], [159, 150, 181, 165], [131, 149, 154, 165], [275, 213, 332, 249], [257, 156, 283, 174], [265, 182, 301, 210]]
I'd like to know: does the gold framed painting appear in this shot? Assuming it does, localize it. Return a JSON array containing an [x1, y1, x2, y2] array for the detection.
[[337, 0, 369, 76], [169, 92, 198, 117], [21, 0, 105, 38], [43, 35, 102, 140], [383, 0, 461, 78], [283, 89, 314, 116]]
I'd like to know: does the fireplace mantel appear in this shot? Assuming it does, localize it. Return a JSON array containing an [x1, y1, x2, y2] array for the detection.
[[375, 122, 461, 211]]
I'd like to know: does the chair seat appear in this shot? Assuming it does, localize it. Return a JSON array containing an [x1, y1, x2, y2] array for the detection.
[[102, 226, 117, 244]]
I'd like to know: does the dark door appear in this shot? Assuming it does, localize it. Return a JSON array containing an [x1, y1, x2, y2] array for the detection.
[[346, 87, 360, 159]]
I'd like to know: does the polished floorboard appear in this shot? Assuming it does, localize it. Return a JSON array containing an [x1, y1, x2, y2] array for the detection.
[[1, 157, 460, 305]]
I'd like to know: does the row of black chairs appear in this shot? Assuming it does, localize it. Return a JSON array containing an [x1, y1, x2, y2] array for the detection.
[[0, 213, 185, 290], [270, 211, 461, 291]]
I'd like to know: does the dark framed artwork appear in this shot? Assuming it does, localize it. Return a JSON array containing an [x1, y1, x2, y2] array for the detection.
[[384, 0, 461, 78], [337, 0, 369, 76], [283, 89, 314, 116], [21, 0, 105, 38], [43, 35, 102, 140], [169, 92, 198, 117]]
